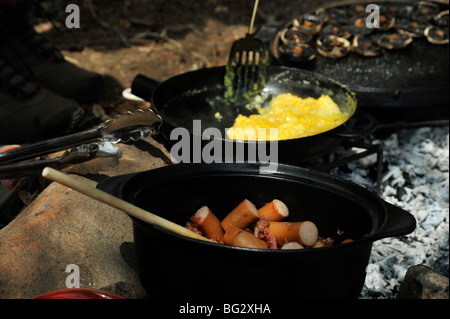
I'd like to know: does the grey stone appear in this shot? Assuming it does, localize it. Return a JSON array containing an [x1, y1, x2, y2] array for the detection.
[[0, 137, 169, 299], [398, 264, 449, 299]]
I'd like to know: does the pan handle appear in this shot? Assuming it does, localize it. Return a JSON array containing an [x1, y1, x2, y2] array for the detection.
[[335, 112, 378, 140], [131, 74, 161, 102], [372, 201, 417, 241]]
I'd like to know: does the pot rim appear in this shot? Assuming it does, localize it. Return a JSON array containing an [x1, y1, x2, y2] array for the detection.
[[110, 162, 415, 253]]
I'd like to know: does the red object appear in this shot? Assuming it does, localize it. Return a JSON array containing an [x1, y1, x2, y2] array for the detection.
[[0, 145, 20, 153], [33, 288, 127, 299], [0, 145, 21, 190]]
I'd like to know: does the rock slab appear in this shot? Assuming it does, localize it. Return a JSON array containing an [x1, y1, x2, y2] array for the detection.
[[398, 264, 449, 299], [0, 138, 169, 298]]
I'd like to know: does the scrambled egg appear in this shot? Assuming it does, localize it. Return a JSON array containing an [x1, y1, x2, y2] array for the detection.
[[227, 93, 350, 141], [214, 112, 223, 121]]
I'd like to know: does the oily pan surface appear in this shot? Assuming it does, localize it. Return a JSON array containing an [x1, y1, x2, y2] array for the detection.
[[152, 66, 357, 137]]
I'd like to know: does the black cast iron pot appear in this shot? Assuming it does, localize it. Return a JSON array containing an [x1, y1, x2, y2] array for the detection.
[[97, 163, 416, 299]]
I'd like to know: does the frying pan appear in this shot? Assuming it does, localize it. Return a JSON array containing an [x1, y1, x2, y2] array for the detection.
[[269, 0, 449, 122], [131, 65, 377, 164]]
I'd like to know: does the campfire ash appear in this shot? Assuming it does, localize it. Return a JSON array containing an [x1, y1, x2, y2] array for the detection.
[[330, 126, 449, 299]]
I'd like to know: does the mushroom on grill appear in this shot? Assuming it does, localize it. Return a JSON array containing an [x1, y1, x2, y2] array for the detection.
[[316, 35, 351, 58], [396, 18, 427, 37], [411, 1, 440, 23], [374, 14, 396, 31], [352, 35, 384, 57], [293, 13, 323, 35], [279, 42, 316, 65], [320, 23, 352, 39], [424, 25, 449, 44], [386, 4, 401, 17], [315, 7, 348, 25], [434, 10, 449, 27], [280, 27, 314, 45], [349, 14, 374, 36], [374, 31, 413, 50]]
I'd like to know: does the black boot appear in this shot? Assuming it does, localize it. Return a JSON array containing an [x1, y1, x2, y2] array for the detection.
[[0, 1, 104, 104], [0, 53, 85, 144]]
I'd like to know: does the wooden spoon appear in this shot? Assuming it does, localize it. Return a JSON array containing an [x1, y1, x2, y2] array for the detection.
[[41, 167, 212, 243]]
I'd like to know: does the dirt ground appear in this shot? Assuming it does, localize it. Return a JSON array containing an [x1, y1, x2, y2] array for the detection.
[[35, 0, 448, 126], [35, 0, 329, 122]]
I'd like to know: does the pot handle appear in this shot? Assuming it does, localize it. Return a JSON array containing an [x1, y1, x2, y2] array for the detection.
[[372, 201, 417, 241], [335, 112, 378, 140], [131, 74, 161, 102]]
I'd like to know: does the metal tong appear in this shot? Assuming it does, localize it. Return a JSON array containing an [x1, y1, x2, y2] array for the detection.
[[0, 108, 163, 179]]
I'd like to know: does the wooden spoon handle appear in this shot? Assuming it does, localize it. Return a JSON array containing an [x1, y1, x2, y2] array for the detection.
[[42, 167, 211, 243]]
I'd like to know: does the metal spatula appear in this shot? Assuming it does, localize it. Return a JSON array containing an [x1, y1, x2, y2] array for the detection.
[[226, 0, 268, 100]]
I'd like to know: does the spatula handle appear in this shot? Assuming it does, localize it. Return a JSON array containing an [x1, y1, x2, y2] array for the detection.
[[249, 0, 260, 34]]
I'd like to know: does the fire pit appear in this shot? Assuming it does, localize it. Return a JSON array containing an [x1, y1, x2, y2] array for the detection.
[[328, 126, 449, 298], [0, 116, 447, 300], [0, 0, 448, 300]]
